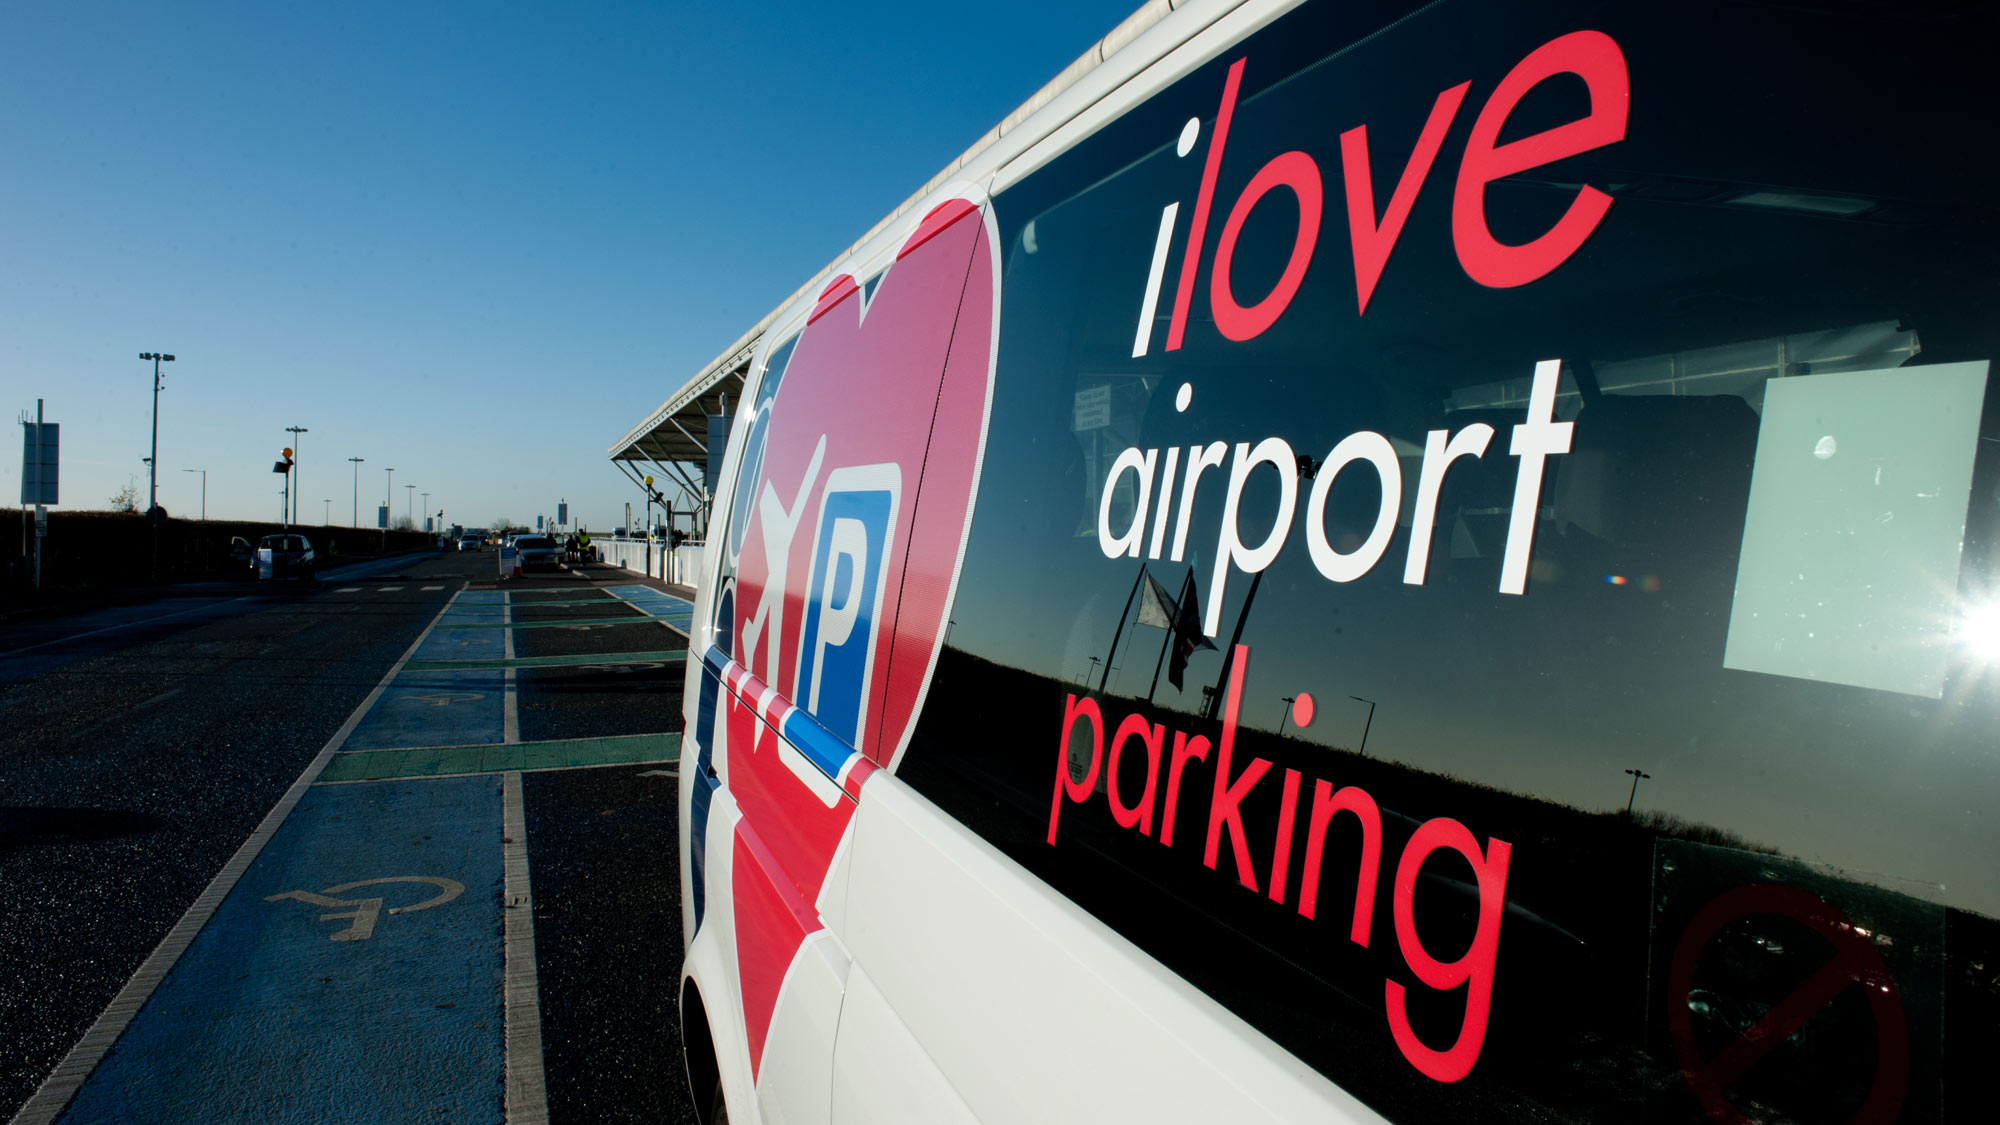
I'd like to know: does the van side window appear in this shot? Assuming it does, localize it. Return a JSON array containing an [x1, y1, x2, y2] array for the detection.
[[898, 1, 2000, 1120], [708, 333, 798, 655]]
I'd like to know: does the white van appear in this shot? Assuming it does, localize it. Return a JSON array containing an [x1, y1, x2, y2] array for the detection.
[[675, 1, 1999, 1122]]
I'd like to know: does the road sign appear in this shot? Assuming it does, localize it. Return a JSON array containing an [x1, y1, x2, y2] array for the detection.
[[20, 421, 57, 505], [1073, 385, 1112, 431], [557, 501, 567, 526], [378, 505, 389, 529], [1668, 881, 1909, 1124]]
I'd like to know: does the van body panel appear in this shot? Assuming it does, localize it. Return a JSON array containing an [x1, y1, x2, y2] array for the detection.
[[838, 771, 1378, 1124], [680, 0, 2000, 1121]]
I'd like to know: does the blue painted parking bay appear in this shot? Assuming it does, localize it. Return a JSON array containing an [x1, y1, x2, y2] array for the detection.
[[343, 591, 506, 751], [59, 777, 505, 1124], [604, 584, 693, 632], [34, 579, 685, 1125]]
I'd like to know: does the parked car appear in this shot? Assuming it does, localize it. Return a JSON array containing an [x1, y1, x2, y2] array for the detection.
[[254, 534, 315, 581], [514, 535, 559, 570]]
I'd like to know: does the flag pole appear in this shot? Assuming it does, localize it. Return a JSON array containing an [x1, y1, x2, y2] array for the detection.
[[1147, 567, 1194, 703], [1205, 567, 1265, 720], [1099, 562, 1147, 694]]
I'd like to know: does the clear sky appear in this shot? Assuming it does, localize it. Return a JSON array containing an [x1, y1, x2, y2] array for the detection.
[[1, 0, 1141, 532]]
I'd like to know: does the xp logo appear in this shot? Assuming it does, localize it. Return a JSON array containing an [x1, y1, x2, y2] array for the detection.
[[726, 183, 999, 774], [795, 464, 900, 747], [707, 185, 1000, 1074]]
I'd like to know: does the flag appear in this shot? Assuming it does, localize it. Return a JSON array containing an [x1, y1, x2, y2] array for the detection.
[[1167, 571, 1217, 691], [1135, 570, 1177, 630]]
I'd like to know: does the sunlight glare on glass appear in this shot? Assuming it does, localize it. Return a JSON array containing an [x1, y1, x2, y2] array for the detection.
[[1960, 598, 2000, 662]]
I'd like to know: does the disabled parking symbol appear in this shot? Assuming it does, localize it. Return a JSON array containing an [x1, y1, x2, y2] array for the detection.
[[266, 875, 466, 942], [406, 691, 485, 707]]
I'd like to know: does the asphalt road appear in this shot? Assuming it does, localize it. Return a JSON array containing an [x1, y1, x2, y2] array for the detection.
[[1, 553, 702, 1124], [0, 553, 471, 1120], [525, 764, 698, 1125]]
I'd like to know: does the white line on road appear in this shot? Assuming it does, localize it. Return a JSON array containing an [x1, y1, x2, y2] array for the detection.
[[6, 588, 470, 1125], [377, 586, 404, 592], [502, 591, 520, 745], [335, 587, 363, 593], [421, 585, 445, 591], [501, 771, 549, 1125]]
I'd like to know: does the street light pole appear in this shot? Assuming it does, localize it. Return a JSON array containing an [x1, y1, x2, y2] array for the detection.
[[285, 426, 308, 525], [1278, 695, 1296, 738], [348, 457, 364, 527], [323, 499, 331, 525], [139, 352, 175, 581], [139, 353, 174, 513], [1624, 769, 1652, 815], [181, 468, 206, 521], [405, 484, 414, 527], [1349, 696, 1376, 757], [421, 492, 430, 532]]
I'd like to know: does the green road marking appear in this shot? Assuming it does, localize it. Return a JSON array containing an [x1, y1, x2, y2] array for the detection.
[[438, 617, 657, 630], [403, 649, 687, 671], [320, 732, 681, 782], [499, 597, 621, 605]]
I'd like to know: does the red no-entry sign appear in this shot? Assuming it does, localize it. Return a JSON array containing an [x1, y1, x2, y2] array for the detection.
[[1667, 882, 1908, 1125]]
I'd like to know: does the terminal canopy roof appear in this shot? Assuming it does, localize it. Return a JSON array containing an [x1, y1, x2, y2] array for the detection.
[[607, 0, 1175, 491], [607, 327, 760, 474]]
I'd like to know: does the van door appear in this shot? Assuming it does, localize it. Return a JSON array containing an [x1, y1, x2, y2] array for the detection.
[[688, 189, 996, 1125]]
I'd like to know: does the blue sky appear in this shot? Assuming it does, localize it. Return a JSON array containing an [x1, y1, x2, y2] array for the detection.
[[1, 0, 1140, 531]]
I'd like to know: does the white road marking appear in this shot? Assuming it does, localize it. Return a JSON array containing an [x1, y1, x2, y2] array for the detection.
[[421, 585, 445, 591], [7, 589, 470, 1125], [377, 586, 404, 592], [502, 771, 549, 1124], [335, 587, 363, 593], [502, 592, 519, 745]]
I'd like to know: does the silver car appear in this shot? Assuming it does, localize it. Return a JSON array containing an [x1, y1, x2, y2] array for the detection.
[[514, 535, 559, 570]]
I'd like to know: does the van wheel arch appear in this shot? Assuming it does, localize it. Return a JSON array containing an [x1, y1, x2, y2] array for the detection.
[[680, 978, 726, 1125]]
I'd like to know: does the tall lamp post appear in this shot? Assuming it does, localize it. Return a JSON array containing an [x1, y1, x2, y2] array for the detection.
[[405, 484, 415, 527], [139, 352, 175, 580], [421, 492, 430, 533], [285, 426, 308, 525], [181, 468, 206, 521], [348, 457, 365, 526], [1624, 769, 1652, 815], [1349, 696, 1376, 757], [323, 499, 331, 525]]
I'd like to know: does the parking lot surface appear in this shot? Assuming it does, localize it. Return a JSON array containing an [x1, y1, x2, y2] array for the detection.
[[0, 551, 699, 1124]]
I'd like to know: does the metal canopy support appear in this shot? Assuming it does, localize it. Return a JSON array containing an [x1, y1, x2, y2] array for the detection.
[[611, 460, 655, 525], [649, 457, 708, 536], [667, 416, 708, 454]]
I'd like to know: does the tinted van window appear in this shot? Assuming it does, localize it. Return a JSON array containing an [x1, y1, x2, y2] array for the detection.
[[899, 1, 1999, 1121]]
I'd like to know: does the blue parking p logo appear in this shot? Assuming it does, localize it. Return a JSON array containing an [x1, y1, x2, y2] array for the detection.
[[795, 464, 901, 748]]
